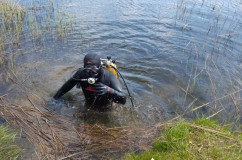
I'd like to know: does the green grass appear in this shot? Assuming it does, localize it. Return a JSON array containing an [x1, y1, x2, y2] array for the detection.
[[123, 117, 242, 160], [0, 0, 24, 45], [0, 124, 21, 160], [0, 0, 75, 81]]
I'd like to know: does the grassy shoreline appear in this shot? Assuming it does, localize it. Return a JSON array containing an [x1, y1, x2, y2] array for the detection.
[[0, 124, 21, 160], [0, 0, 241, 159], [123, 116, 241, 160], [1, 116, 241, 159]]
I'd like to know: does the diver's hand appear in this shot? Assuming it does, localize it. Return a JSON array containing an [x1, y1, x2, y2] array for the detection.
[[93, 82, 114, 95], [49, 98, 64, 111]]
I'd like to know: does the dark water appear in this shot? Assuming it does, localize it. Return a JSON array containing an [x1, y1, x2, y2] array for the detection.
[[1, 0, 241, 127]]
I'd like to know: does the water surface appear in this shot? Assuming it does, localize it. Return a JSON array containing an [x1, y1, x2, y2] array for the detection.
[[1, 0, 241, 139]]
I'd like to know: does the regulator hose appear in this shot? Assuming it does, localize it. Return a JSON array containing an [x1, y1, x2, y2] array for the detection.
[[115, 67, 135, 108], [70, 67, 135, 108]]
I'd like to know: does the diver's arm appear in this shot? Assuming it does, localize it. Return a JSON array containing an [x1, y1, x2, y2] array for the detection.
[[109, 87, 127, 104], [53, 78, 77, 100], [93, 72, 127, 104], [93, 82, 126, 104], [54, 69, 83, 99], [109, 76, 127, 104]]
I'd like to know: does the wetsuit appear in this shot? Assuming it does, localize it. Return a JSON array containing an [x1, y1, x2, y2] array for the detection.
[[53, 67, 126, 106]]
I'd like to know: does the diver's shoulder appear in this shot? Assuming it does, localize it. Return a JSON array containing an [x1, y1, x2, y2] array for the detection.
[[73, 68, 84, 78], [103, 68, 115, 77], [76, 68, 84, 73]]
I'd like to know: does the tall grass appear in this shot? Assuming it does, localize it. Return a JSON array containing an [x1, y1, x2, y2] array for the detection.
[[0, 0, 24, 82], [0, 0, 74, 81], [0, 0, 240, 159], [176, 0, 241, 123], [0, 0, 24, 45], [0, 124, 21, 160], [124, 117, 242, 160]]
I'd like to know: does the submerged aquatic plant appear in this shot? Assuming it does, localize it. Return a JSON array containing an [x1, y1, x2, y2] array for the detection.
[[0, 0, 25, 81], [0, 0, 75, 81], [0, 0, 24, 45]]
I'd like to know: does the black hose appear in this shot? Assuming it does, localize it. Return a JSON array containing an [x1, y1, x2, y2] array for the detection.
[[70, 68, 81, 80], [70, 66, 135, 107], [115, 68, 135, 108]]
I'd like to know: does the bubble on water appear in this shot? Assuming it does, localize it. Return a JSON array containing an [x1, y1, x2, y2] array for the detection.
[[48, 98, 65, 111]]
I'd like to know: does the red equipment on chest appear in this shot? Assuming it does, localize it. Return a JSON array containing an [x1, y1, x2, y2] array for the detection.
[[85, 86, 96, 92]]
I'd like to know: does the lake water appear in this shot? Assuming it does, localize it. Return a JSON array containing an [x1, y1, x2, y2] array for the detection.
[[0, 0, 241, 158]]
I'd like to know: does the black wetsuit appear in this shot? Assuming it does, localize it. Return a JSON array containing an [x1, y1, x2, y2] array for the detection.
[[53, 67, 126, 106]]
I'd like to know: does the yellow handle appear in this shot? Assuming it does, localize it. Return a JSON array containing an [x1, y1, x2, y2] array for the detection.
[[102, 62, 118, 78]]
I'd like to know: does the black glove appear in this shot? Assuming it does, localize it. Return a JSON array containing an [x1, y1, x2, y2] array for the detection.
[[93, 82, 114, 96], [49, 98, 64, 111]]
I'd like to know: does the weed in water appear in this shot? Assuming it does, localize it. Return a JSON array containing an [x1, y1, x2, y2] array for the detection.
[[0, 125, 21, 160]]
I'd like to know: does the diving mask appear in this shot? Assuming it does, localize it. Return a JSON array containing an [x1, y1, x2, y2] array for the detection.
[[83, 65, 100, 84], [83, 65, 100, 75]]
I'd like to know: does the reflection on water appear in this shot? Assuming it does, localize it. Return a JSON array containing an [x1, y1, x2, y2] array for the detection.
[[0, 0, 241, 137], [0, 0, 241, 159]]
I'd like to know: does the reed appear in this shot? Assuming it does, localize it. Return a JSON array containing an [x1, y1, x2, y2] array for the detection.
[[0, 0, 75, 82], [54, 10, 73, 39], [0, 0, 240, 159], [0, 0, 24, 81], [0, 81, 241, 159], [0, 0, 24, 45], [0, 124, 21, 160], [0, 79, 162, 160], [177, 0, 241, 123], [0, 0, 74, 45]]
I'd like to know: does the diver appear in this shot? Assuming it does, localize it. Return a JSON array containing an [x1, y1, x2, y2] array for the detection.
[[53, 53, 127, 107]]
